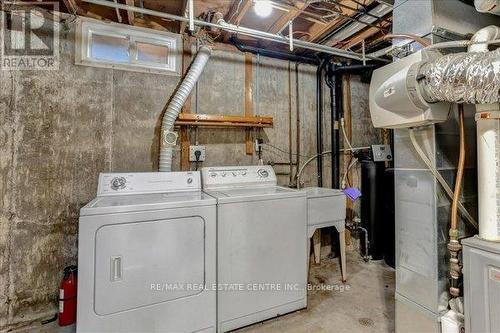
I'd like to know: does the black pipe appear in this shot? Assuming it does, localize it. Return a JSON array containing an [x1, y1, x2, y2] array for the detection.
[[230, 37, 319, 65], [325, 63, 341, 189], [329, 63, 380, 76], [324, 63, 381, 189], [316, 59, 329, 187]]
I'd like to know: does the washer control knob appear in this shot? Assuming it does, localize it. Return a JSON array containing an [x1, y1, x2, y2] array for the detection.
[[210, 173, 217, 178], [187, 177, 193, 184], [221, 172, 227, 177], [241, 171, 247, 176], [258, 169, 269, 178], [232, 172, 237, 177], [110, 177, 127, 191]]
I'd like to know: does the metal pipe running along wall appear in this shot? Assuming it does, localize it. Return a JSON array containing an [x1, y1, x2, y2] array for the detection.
[[81, 0, 388, 63]]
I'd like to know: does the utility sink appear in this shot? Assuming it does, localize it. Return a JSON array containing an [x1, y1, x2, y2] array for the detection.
[[301, 187, 346, 237], [302, 187, 347, 280]]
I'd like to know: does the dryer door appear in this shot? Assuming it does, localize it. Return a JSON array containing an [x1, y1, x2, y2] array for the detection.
[[94, 216, 205, 315]]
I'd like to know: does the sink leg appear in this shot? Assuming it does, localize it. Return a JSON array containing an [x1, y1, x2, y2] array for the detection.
[[313, 229, 321, 264], [339, 230, 347, 282]]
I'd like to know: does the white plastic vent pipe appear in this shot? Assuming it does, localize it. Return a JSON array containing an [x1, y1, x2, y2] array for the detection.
[[475, 0, 500, 16], [159, 46, 211, 172], [470, 26, 500, 241]]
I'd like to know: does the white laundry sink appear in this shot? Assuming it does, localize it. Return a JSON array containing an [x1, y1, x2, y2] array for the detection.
[[301, 187, 346, 237]]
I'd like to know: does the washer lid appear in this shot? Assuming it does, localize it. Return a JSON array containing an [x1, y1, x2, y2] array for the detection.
[[205, 186, 305, 204], [80, 191, 215, 216]]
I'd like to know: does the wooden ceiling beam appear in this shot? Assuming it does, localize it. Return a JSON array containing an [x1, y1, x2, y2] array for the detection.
[[225, 0, 253, 25], [63, 0, 85, 15], [306, 0, 374, 43], [338, 18, 391, 50], [63, 0, 105, 20], [268, 1, 309, 34], [125, 0, 135, 25], [179, 0, 189, 34]]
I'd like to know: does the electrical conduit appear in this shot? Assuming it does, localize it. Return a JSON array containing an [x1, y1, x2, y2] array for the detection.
[[159, 46, 211, 172]]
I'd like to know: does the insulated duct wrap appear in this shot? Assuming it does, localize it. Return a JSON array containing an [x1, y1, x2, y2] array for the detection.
[[159, 46, 211, 172], [420, 49, 500, 104]]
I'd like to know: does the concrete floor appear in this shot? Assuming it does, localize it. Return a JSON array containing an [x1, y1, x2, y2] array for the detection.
[[17, 249, 395, 333], [237, 250, 395, 333]]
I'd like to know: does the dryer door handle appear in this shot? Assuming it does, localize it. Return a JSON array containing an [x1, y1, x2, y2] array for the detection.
[[110, 256, 122, 282]]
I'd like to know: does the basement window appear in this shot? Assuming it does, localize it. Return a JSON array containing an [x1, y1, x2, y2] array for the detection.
[[76, 18, 181, 75]]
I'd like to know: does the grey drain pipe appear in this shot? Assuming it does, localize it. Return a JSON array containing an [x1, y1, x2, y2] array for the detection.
[[159, 46, 211, 171]]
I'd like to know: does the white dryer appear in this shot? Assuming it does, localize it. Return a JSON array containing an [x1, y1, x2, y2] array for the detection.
[[77, 172, 216, 333], [201, 165, 307, 333]]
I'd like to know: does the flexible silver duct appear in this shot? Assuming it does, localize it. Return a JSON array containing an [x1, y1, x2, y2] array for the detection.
[[419, 48, 500, 104], [159, 46, 211, 172]]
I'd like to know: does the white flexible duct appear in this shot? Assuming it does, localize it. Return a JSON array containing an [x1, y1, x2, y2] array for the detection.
[[159, 46, 211, 172]]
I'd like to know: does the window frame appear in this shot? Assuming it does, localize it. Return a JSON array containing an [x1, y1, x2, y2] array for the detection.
[[76, 17, 181, 76]]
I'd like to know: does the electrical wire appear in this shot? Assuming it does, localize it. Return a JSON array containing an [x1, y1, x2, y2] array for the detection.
[[296, 151, 332, 189], [408, 128, 478, 229], [263, 143, 311, 158], [340, 117, 353, 151], [342, 157, 357, 189], [425, 39, 500, 50]]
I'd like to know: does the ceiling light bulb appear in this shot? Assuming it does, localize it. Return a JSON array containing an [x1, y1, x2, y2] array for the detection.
[[254, 0, 273, 18]]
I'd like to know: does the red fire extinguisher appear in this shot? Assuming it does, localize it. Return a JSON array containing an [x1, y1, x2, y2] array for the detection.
[[59, 265, 77, 326]]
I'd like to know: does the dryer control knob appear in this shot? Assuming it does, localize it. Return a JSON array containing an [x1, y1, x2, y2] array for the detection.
[[258, 169, 269, 178]]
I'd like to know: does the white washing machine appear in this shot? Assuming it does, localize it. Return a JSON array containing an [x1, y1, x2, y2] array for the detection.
[[201, 165, 307, 332], [77, 172, 216, 333]]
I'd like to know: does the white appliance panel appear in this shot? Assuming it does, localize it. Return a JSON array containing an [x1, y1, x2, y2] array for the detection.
[[201, 165, 276, 190], [94, 216, 205, 315], [97, 171, 200, 195], [216, 196, 307, 331]]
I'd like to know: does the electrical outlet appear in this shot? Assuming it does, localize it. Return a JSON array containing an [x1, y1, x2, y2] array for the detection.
[[189, 145, 206, 162], [254, 138, 263, 152]]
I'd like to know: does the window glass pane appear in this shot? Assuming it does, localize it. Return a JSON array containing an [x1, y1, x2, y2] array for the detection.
[[136, 42, 169, 65], [91, 33, 129, 63]]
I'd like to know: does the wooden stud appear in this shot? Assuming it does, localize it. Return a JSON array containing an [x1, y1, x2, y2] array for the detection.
[[245, 53, 254, 155], [342, 75, 354, 222]]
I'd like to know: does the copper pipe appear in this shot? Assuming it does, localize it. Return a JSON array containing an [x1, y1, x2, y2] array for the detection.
[[448, 104, 465, 297], [451, 104, 465, 232], [382, 34, 431, 47]]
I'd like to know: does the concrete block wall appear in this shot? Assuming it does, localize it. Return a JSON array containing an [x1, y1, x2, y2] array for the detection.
[[0, 16, 378, 331]]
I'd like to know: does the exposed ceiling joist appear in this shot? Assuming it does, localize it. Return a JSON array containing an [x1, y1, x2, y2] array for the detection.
[[179, 0, 189, 33], [62, 0, 81, 15], [125, 0, 135, 24], [339, 17, 391, 50], [268, 1, 309, 34], [225, 0, 253, 25], [306, 0, 376, 42]]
